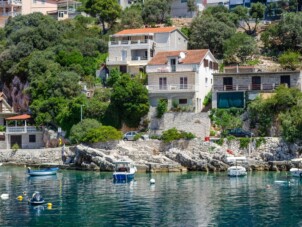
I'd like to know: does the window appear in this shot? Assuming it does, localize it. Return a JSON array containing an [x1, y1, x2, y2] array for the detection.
[[180, 77, 187, 89], [42, 0, 45, 4], [159, 77, 167, 89], [204, 59, 209, 67], [205, 78, 208, 86], [179, 99, 187, 104], [280, 75, 290, 88], [223, 77, 233, 90], [170, 59, 176, 72], [29, 135, 36, 143]]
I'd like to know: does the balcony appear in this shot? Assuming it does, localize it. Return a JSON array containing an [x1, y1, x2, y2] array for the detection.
[[213, 83, 279, 91], [131, 56, 148, 61], [147, 84, 196, 93], [109, 39, 153, 46], [6, 126, 42, 134]]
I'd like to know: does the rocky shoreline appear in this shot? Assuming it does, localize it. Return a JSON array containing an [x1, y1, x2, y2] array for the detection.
[[0, 138, 302, 172]]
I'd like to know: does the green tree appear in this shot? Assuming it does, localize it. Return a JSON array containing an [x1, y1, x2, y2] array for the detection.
[[109, 74, 149, 127], [142, 0, 172, 24], [69, 118, 102, 143], [85, 0, 122, 33], [156, 99, 168, 118], [223, 32, 258, 64], [189, 15, 236, 58], [120, 5, 144, 29], [233, 3, 266, 35], [83, 126, 122, 143], [278, 51, 301, 70], [187, 0, 197, 17]]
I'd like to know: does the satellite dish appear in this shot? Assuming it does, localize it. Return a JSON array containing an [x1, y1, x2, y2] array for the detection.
[[179, 52, 186, 59]]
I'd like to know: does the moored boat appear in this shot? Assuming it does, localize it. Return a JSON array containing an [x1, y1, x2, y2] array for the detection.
[[290, 158, 302, 177], [28, 191, 45, 205], [27, 167, 59, 176], [227, 156, 247, 177], [113, 161, 137, 182]]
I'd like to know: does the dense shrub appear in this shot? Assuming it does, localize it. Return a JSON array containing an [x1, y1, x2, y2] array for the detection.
[[161, 128, 196, 142], [83, 126, 122, 143], [69, 119, 102, 144], [156, 99, 168, 118]]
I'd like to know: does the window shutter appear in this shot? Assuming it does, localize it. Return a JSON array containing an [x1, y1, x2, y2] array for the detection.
[[204, 59, 208, 67]]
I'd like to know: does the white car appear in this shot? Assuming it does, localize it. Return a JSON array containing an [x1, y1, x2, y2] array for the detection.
[[123, 131, 138, 141]]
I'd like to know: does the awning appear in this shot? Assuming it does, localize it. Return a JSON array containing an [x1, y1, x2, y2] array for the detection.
[[5, 114, 32, 120]]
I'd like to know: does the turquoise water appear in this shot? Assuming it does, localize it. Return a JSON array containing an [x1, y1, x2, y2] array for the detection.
[[0, 167, 302, 226]]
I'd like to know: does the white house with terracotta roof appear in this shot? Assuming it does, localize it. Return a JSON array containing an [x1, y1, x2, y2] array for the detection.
[[5, 114, 44, 149], [146, 49, 218, 112], [0, 0, 81, 27], [107, 27, 188, 75]]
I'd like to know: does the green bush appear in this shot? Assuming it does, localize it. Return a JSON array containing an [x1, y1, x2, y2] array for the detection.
[[83, 126, 122, 143], [215, 138, 224, 146], [161, 128, 196, 143], [255, 137, 266, 148], [133, 133, 143, 141], [239, 138, 250, 149], [278, 51, 300, 70], [12, 143, 19, 152], [156, 99, 168, 118], [150, 134, 161, 140], [210, 130, 216, 136], [69, 119, 102, 144], [203, 92, 212, 106], [0, 125, 6, 131]]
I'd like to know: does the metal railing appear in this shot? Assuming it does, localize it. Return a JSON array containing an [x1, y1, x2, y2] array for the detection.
[[110, 39, 152, 46], [213, 83, 279, 91], [6, 126, 42, 134], [147, 84, 195, 92], [131, 56, 148, 61]]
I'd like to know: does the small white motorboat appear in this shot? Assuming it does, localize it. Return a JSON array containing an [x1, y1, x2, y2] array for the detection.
[[226, 156, 247, 177], [228, 166, 247, 177], [290, 158, 302, 177]]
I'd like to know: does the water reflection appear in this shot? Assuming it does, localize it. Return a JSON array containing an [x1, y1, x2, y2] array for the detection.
[[2, 168, 302, 225]]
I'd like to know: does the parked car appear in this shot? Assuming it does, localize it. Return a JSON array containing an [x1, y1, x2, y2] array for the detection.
[[225, 128, 253, 137], [123, 131, 138, 141]]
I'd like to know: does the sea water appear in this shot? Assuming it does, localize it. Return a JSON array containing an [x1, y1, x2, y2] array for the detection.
[[0, 166, 301, 226]]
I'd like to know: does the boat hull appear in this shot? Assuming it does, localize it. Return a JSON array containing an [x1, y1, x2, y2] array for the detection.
[[28, 199, 45, 205], [28, 168, 59, 176], [113, 173, 135, 182], [290, 168, 302, 177], [228, 166, 247, 177]]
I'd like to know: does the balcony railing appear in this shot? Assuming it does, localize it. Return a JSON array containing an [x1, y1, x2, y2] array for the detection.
[[131, 56, 148, 61], [110, 39, 152, 46], [147, 84, 196, 93], [213, 83, 279, 91], [6, 126, 42, 134]]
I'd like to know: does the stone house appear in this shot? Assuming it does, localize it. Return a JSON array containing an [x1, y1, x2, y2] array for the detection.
[[106, 27, 188, 75], [4, 114, 44, 149], [212, 66, 302, 108], [146, 49, 219, 112]]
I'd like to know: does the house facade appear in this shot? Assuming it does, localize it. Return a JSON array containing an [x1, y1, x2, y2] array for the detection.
[[0, 0, 81, 27], [212, 67, 302, 108], [171, 0, 205, 18], [107, 27, 188, 75], [146, 49, 218, 113], [5, 114, 44, 149]]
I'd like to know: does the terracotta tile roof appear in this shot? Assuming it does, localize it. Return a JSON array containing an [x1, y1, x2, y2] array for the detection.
[[114, 27, 177, 36], [148, 49, 209, 65], [6, 114, 31, 120]]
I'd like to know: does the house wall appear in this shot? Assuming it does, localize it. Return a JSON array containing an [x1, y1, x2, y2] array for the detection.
[[212, 71, 302, 108], [6, 132, 44, 149], [195, 53, 218, 108], [22, 0, 57, 15], [148, 72, 196, 87]]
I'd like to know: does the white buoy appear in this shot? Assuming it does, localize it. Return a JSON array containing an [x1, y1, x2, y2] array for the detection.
[[150, 179, 155, 184], [1, 193, 9, 200]]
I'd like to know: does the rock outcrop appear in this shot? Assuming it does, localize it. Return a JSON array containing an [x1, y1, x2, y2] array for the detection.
[[1, 137, 301, 172]]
